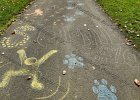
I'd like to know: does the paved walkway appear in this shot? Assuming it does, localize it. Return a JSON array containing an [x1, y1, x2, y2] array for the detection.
[[0, 0, 140, 100]]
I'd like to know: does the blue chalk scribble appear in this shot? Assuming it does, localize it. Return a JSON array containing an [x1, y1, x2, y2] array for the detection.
[[63, 54, 84, 69], [92, 79, 117, 100]]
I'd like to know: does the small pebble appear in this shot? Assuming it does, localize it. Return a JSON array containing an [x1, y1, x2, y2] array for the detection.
[[1, 52, 5, 55], [126, 42, 131, 46], [27, 76, 32, 80], [53, 22, 57, 25], [134, 79, 140, 86], [96, 26, 99, 27], [134, 44, 136, 47], [92, 66, 95, 70], [137, 34, 140, 37], [0, 62, 3, 64], [62, 70, 66, 75], [84, 24, 87, 27], [87, 29, 90, 31]]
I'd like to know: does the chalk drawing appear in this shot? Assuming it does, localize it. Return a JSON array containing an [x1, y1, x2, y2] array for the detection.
[[0, 62, 11, 69], [63, 54, 84, 69], [75, 8, 84, 15], [64, 0, 75, 22], [77, 0, 84, 6], [0, 49, 57, 90], [64, 0, 85, 21], [26, 8, 43, 16], [0, 24, 35, 48], [35, 76, 70, 100], [92, 79, 117, 100], [37, 30, 59, 47], [75, 0, 84, 15], [0, 57, 11, 69], [35, 76, 61, 99], [59, 81, 70, 100], [66, 0, 74, 10], [0, 69, 29, 88], [64, 16, 76, 22]]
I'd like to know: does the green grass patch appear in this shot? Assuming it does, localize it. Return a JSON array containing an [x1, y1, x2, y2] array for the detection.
[[0, 0, 32, 32], [97, 0, 140, 50]]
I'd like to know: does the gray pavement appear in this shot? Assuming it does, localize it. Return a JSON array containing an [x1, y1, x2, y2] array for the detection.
[[0, 0, 140, 100]]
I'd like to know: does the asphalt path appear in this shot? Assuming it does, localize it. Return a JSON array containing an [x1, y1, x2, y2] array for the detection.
[[0, 0, 140, 100]]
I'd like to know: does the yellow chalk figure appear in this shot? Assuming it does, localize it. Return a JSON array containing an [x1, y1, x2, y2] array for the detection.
[[35, 77, 70, 100], [35, 76, 61, 99], [0, 69, 29, 88], [0, 49, 58, 90]]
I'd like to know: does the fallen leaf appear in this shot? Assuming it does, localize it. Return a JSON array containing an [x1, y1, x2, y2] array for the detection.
[[11, 31, 16, 35]]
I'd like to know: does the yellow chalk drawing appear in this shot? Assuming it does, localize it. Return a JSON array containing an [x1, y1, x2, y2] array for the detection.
[[0, 69, 29, 88], [0, 24, 35, 48], [31, 73, 44, 90], [59, 81, 70, 100], [35, 78, 70, 100], [35, 76, 61, 99], [0, 61, 11, 69], [0, 58, 12, 71], [0, 49, 58, 90]]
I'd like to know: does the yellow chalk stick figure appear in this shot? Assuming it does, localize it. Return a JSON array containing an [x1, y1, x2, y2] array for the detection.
[[0, 49, 58, 90]]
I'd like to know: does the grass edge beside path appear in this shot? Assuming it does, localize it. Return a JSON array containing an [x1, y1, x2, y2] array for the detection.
[[96, 0, 140, 50], [0, 0, 34, 34]]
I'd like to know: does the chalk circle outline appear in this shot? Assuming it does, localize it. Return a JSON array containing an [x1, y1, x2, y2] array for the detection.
[[24, 57, 38, 65], [37, 28, 62, 48]]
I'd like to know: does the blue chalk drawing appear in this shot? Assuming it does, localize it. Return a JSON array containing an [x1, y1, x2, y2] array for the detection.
[[77, 0, 84, 6], [75, 0, 84, 15], [64, 0, 75, 22], [75, 9, 84, 15], [64, 16, 75, 22], [63, 54, 84, 69], [92, 79, 117, 100]]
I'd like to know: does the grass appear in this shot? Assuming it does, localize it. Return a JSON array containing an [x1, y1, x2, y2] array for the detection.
[[97, 0, 140, 50], [0, 0, 32, 32]]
